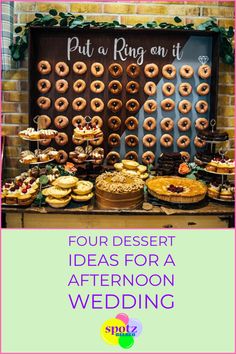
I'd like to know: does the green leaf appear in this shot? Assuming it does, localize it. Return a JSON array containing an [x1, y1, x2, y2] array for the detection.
[[224, 54, 234, 64], [174, 16, 182, 23], [60, 18, 67, 27], [47, 18, 58, 26], [159, 22, 168, 28], [49, 9, 58, 16], [76, 15, 84, 21], [69, 19, 84, 28], [15, 26, 22, 33], [39, 175, 49, 185], [42, 15, 53, 22], [211, 27, 220, 32], [35, 13, 43, 18], [113, 20, 120, 26], [59, 12, 66, 18]]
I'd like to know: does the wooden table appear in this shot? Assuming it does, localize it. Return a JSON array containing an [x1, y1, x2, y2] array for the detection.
[[2, 199, 234, 228]]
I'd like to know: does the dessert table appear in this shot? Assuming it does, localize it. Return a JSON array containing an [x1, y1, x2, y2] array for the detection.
[[2, 199, 234, 229]]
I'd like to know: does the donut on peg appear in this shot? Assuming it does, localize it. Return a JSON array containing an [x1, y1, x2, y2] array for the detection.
[[37, 79, 51, 93], [160, 134, 174, 148], [143, 117, 156, 131], [126, 63, 141, 78], [144, 63, 159, 78], [142, 151, 155, 165], [176, 135, 191, 149], [125, 134, 139, 147], [160, 117, 174, 132]]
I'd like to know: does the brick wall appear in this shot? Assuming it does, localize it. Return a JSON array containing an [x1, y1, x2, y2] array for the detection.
[[1, 1, 235, 178]]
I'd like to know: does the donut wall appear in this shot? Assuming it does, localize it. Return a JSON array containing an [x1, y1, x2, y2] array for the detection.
[[29, 27, 220, 165]]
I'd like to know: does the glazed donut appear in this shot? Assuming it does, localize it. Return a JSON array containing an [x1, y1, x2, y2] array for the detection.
[[197, 83, 210, 96], [108, 63, 123, 78], [37, 60, 51, 75], [72, 97, 86, 112], [144, 99, 157, 113], [160, 118, 174, 132], [108, 116, 121, 131], [55, 150, 68, 164], [195, 117, 209, 131], [73, 61, 87, 75], [180, 65, 194, 78], [106, 151, 120, 165], [180, 151, 191, 163], [55, 97, 69, 112], [125, 151, 138, 161], [108, 133, 121, 147], [126, 99, 140, 113], [194, 136, 206, 148], [37, 79, 51, 93], [160, 134, 174, 148], [162, 64, 176, 79], [143, 117, 156, 131], [72, 136, 84, 145], [91, 116, 103, 129], [142, 151, 155, 165], [125, 116, 138, 131], [55, 62, 69, 77], [73, 79, 86, 93], [195, 100, 208, 114], [161, 98, 175, 111], [72, 115, 85, 128], [55, 132, 68, 146], [143, 134, 157, 148], [176, 135, 191, 149], [90, 80, 105, 93], [40, 138, 51, 146], [125, 134, 139, 147], [198, 64, 211, 79], [177, 117, 191, 132], [178, 100, 192, 114], [144, 63, 159, 78], [126, 63, 141, 78], [91, 62, 104, 77], [55, 79, 69, 93], [179, 82, 192, 97], [90, 98, 104, 113], [108, 80, 122, 94], [38, 115, 51, 129], [54, 116, 69, 129], [37, 96, 51, 110], [90, 135, 104, 146], [162, 82, 175, 97], [107, 99, 122, 113], [126, 81, 140, 94], [143, 81, 156, 96]]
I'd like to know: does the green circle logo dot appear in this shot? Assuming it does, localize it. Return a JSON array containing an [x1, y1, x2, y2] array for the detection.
[[119, 335, 134, 349]]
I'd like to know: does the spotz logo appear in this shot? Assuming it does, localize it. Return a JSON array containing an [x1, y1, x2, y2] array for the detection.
[[101, 313, 142, 349]]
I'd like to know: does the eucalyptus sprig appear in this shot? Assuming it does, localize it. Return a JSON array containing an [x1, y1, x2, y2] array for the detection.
[[9, 10, 234, 65]]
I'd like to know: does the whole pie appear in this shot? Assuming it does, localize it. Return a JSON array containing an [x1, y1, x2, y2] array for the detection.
[[52, 176, 78, 189], [42, 186, 71, 198], [146, 176, 207, 203]]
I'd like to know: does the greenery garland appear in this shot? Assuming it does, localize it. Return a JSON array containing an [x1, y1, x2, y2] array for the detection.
[[10, 10, 234, 65]]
